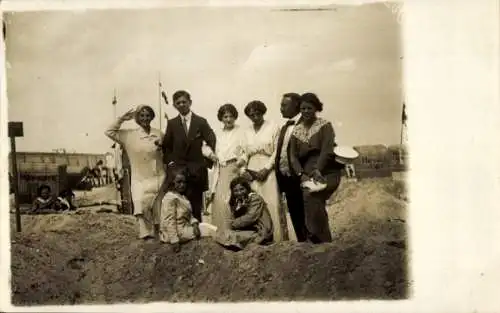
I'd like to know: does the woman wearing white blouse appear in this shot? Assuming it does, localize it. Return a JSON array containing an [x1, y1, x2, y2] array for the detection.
[[105, 105, 166, 240], [242, 100, 288, 242], [210, 103, 247, 231]]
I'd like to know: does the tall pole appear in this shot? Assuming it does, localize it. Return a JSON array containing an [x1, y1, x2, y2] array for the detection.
[[10, 137, 21, 232], [157, 73, 163, 195], [113, 89, 117, 122], [112, 89, 121, 209], [400, 102, 406, 165], [400, 102, 406, 145], [158, 72, 162, 132], [112, 89, 117, 172], [400, 119, 403, 145], [112, 88, 118, 169]]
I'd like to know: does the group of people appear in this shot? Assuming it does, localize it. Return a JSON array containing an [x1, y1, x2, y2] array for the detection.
[[28, 184, 76, 213], [105, 90, 344, 252], [77, 160, 115, 189]]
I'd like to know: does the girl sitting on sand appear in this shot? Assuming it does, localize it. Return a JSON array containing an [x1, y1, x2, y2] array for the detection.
[[159, 168, 217, 253], [30, 184, 57, 214], [215, 176, 273, 251]]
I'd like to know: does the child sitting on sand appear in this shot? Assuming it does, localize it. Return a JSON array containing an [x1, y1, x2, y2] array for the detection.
[[159, 168, 217, 253], [30, 184, 57, 214]]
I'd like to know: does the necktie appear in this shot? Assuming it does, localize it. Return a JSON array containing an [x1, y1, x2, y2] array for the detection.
[[182, 117, 188, 135]]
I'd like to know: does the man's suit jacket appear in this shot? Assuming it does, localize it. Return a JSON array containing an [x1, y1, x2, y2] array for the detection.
[[162, 113, 216, 191]]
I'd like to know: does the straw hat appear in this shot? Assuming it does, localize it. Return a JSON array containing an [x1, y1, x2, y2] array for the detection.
[[334, 146, 359, 164]]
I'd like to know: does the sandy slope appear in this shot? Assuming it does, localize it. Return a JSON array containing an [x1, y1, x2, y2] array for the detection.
[[10, 177, 408, 304]]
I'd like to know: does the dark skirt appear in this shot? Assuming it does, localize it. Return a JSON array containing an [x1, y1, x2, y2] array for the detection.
[[302, 160, 342, 243]]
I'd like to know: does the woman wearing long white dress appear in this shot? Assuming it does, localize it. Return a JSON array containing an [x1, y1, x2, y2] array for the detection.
[[241, 100, 288, 242], [210, 103, 247, 231], [105, 105, 166, 240]]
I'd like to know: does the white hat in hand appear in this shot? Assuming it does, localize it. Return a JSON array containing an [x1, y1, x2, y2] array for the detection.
[[334, 146, 359, 164], [301, 179, 327, 192], [201, 141, 215, 159]]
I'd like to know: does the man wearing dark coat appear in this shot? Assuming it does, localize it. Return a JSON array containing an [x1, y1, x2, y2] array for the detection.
[[157, 90, 216, 222]]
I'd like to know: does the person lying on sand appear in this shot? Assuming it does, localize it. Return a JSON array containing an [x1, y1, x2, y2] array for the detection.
[[215, 176, 273, 251], [55, 189, 76, 211], [159, 168, 217, 253]]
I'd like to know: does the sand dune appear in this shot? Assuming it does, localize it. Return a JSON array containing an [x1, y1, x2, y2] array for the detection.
[[10, 177, 408, 304]]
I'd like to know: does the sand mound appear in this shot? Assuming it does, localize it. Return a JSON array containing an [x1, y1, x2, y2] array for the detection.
[[10, 178, 408, 305]]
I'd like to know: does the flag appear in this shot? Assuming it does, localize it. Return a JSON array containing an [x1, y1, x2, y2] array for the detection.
[[159, 82, 168, 105], [112, 95, 117, 106], [401, 103, 407, 125]]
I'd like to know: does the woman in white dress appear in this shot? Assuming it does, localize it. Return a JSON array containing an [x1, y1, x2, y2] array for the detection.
[[210, 103, 247, 231], [242, 100, 288, 242], [105, 105, 166, 240]]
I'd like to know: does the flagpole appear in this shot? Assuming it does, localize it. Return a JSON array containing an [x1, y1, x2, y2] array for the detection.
[[156, 73, 162, 197], [111, 89, 118, 209], [400, 118, 403, 145], [400, 102, 405, 165], [158, 72, 162, 132], [400, 102, 405, 145], [112, 88, 118, 170], [113, 88, 117, 121]]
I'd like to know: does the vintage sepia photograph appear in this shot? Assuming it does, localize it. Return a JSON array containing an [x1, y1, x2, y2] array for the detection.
[[4, 2, 409, 305]]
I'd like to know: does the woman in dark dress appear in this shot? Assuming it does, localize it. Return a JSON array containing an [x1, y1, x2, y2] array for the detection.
[[289, 93, 344, 243]]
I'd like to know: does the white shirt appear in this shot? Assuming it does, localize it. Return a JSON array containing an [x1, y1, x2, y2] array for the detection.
[[243, 120, 280, 171], [105, 122, 166, 216], [277, 114, 301, 175], [179, 111, 192, 132], [105, 123, 165, 181], [215, 124, 246, 166]]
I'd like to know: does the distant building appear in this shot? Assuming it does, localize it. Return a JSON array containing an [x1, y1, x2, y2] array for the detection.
[[350, 144, 408, 179], [8, 151, 107, 204], [9, 151, 107, 174]]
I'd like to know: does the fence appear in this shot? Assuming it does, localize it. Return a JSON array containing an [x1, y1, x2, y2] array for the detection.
[[15, 165, 66, 204]]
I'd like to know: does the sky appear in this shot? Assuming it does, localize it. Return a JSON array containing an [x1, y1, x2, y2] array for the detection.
[[5, 3, 403, 154]]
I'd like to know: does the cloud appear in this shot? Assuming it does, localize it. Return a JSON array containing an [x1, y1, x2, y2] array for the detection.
[[332, 58, 357, 71], [307, 57, 357, 75], [239, 42, 309, 74]]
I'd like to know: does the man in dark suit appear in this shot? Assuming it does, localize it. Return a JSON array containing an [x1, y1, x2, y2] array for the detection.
[[158, 90, 216, 222], [271, 93, 307, 242]]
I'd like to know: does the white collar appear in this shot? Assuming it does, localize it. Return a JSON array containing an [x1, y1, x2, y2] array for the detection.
[[289, 114, 301, 124], [136, 126, 156, 137], [221, 124, 239, 132], [180, 111, 192, 121]]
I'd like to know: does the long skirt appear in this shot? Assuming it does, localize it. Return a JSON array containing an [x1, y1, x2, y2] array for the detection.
[[159, 222, 217, 243], [210, 162, 240, 230], [247, 154, 288, 242], [302, 170, 341, 243], [131, 175, 164, 239], [215, 229, 269, 250]]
